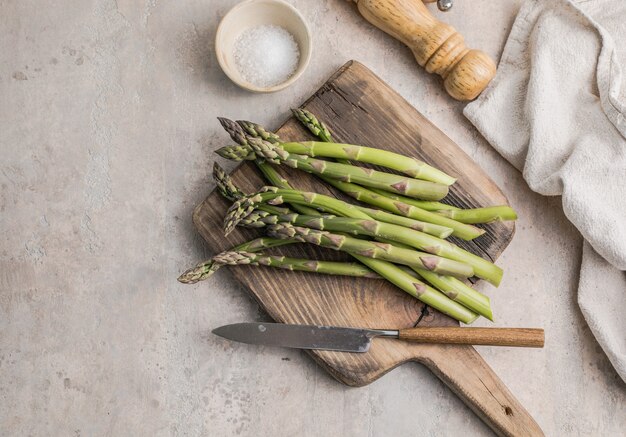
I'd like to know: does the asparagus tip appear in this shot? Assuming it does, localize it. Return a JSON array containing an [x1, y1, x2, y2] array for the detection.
[[212, 161, 224, 176], [177, 271, 195, 284], [217, 116, 249, 145], [178, 260, 220, 284], [217, 116, 236, 128]]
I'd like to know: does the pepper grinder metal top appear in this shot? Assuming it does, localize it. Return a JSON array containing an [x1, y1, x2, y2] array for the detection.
[[437, 0, 453, 11]]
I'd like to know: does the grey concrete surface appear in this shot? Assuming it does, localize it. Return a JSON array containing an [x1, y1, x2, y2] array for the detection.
[[1, 0, 625, 436]]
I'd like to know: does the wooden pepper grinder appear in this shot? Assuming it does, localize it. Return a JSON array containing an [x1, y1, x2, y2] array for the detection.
[[352, 0, 496, 101]]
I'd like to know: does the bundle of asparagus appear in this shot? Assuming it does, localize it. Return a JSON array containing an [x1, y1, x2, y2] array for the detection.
[[179, 109, 518, 324]]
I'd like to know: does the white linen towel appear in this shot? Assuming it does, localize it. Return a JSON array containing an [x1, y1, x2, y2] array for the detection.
[[464, 0, 626, 382]]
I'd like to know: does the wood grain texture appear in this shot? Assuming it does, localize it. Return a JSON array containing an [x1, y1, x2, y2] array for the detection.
[[352, 0, 496, 100], [194, 61, 542, 436], [398, 327, 545, 348]]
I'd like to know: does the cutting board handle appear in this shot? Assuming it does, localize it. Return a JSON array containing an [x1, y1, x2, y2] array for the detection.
[[352, 0, 496, 100], [417, 345, 544, 436]]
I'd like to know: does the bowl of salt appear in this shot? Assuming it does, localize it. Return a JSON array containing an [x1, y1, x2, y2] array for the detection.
[[215, 0, 312, 93]]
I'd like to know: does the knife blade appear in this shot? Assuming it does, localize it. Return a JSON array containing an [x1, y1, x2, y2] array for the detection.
[[212, 322, 397, 353], [212, 323, 545, 351]]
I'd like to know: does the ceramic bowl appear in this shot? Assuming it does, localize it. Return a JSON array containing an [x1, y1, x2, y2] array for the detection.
[[215, 0, 312, 93]]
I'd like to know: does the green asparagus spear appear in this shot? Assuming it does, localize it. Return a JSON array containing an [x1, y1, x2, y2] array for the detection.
[[367, 187, 459, 211], [243, 156, 450, 238], [321, 177, 485, 240], [213, 162, 289, 216], [177, 237, 297, 283], [221, 141, 482, 321], [240, 137, 449, 200], [353, 206, 453, 239], [215, 144, 255, 161], [220, 117, 455, 187], [376, 237, 493, 319], [214, 251, 381, 278], [410, 270, 493, 320], [265, 223, 474, 279], [239, 210, 502, 286], [217, 138, 449, 199], [213, 162, 244, 201], [237, 173, 480, 322], [281, 140, 456, 186], [253, 160, 320, 216], [353, 257, 479, 324], [289, 109, 456, 185], [436, 206, 518, 224], [290, 108, 333, 143], [367, 188, 517, 223]]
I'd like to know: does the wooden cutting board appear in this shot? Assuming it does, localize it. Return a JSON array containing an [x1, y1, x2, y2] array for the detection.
[[194, 61, 543, 436]]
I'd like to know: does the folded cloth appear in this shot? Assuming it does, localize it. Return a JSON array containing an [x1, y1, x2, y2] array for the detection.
[[464, 0, 626, 382]]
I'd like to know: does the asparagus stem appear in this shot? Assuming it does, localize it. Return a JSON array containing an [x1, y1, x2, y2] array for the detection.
[[436, 206, 518, 224], [241, 211, 502, 286], [251, 143, 453, 239], [287, 111, 512, 228], [240, 114, 458, 188], [281, 140, 456, 186], [377, 238, 493, 319], [367, 188, 516, 224], [217, 128, 481, 321], [346, 255, 479, 324], [286, 113, 458, 240], [411, 270, 493, 320], [230, 185, 479, 323], [254, 160, 320, 216], [213, 251, 381, 278], [179, 248, 379, 284], [321, 177, 485, 241], [237, 150, 452, 239], [224, 187, 369, 234], [217, 118, 450, 199], [368, 187, 460, 211], [287, 111, 504, 236], [217, 134, 498, 283], [266, 223, 474, 279], [244, 137, 449, 200], [289, 109, 456, 185], [177, 237, 297, 284], [354, 206, 453, 239]]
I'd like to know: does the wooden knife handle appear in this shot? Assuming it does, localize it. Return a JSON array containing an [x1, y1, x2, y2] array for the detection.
[[399, 327, 545, 347], [352, 0, 496, 100], [417, 345, 545, 436]]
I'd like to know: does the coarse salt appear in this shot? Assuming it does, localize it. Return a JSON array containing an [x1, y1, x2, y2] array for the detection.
[[233, 24, 300, 88]]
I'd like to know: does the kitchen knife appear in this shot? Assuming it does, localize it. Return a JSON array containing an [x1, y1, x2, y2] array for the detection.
[[212, 323, 545, 352]]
